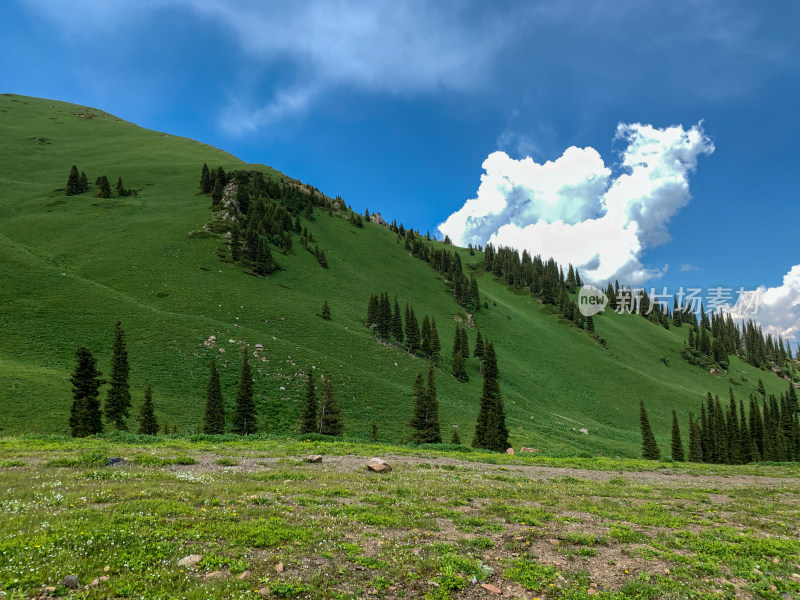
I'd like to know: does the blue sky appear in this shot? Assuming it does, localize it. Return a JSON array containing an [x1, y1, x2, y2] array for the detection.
[[2, 1, 799, 341]]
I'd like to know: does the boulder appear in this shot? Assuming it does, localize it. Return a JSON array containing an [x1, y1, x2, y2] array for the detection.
[[506, 448, 514, 455], [366, 457, 392, 472], [305, 455, 323, 463], [177, 554, 202, 568], [60, 575, 79, 589]]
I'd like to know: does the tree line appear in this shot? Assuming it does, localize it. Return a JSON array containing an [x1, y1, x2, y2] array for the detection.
[[639, 381, 800, 463]]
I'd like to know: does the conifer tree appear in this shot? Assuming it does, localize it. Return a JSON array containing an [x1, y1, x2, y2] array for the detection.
[[105, 321, 132, 430], [405, 305, 421, 353], [391, 296, 404, 343], [451, 428, 461, 445], [137, 383, 159, 435], [430, 318, 441, 360], [474, 331, 484, 359], [671, 410, 684, 461], [300, 368, 318, 434], [96, 175, 111, 198], [739, 399, 752, 463], [200, 163, 211, 192], [366, 295, 379, 327], [409, 364, 441, 443], [586, 315, 595, 333], [231, 349, 256, 435], [318, 377, 342, 436], [640, 400, 660, 460], [79, 171, 88, 193], [472, 342, 508, 451], [377, 293, 391, 338], [69, 347, 104, 437], [66, 165, 80, 196], [203, 360, 225, 434], [211, 176, 223, 206], [452, 352, 468, 382], [409, 373, 427, 443], [420, 316, 432, 356], [688, 413, 703, 462], [320, 300, 331, 320], [459, 326, 470, 359]]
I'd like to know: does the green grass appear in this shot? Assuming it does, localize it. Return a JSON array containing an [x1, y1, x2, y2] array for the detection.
[[0, 437, 799, 599], [0, 93, 797, 457]]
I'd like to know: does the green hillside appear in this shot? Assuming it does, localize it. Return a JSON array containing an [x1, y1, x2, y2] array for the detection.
[[0, 94, 794, 455]]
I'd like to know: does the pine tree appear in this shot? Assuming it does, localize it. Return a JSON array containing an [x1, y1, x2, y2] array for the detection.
[[105, 321, 132, 430], [409, 363, 441, 444], [200, 163, 211, 193], [79, 171, 89, 193], [586, 315, 595, 333], [688, 413, 703, 462], [472, 342, 509, 452], [640, 400, 660, 460], [69, 347, 104, 437], [231, 349, 256, 435], [211, 176, 223, 206], [451, 428, 461, 445], [66, 165, 80, 196], [430, 318, 441, 360], [203, 360, 225, 434], [391, 296, 404, 343], [116, 177, 127, 197], [96, 175, 111, 199], [377, 294, 391, 338], [420, 316, 432, 356], [452, 352, 468, 382], [671, 410, 684, 461], [320, 300, 331, 320], [300, 368, 318, 434], [459, 326, 470, 359], [474, 332, 484, 359], [137, 383, 159, 435], [318, 377, 343, 436], [405, 305, 421, 353], [366, 295, 379, 327]]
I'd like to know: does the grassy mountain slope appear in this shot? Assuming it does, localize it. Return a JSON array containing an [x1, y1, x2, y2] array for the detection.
[[0, 94, 793, 455]]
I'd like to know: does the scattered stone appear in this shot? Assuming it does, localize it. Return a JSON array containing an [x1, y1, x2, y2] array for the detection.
[[663, 568, 670, 575], [428, 581, 440, 588], [204, 571, 227, 580], [366, 457, 392, 472], [506, 448, 514, 455], [587, 588, 598, 595], [519, 447, 538, 453], [218, 347, 225, 353], [43, 587, 56, 594], [412, 547, 422, 556], [549, 539, 559, 545], [60, 575, 79, 589], [481, 583, 502, 594], [306, 455, 323, 463], [255, 343, 264, 350], [106, 457, 127, 466], [388, 586, 397, 592], [89, 578, 100, 587], [579, 428, 589, 435], [275, 562, 284, 573], [238, 571, 251, 580], [258, 587, 269, 596], [792, 573, 800, 580], [177, 554, 202, 568]]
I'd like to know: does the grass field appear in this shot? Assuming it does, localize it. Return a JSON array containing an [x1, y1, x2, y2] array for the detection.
[[0, 93, 796, 456], [0, 436, 799, 599]]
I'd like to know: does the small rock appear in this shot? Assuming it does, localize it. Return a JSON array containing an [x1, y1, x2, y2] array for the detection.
[[106, 457, 127, 466], [506, 448, 514, 455], [579, 428, 589, 435], [587, 589, 598, 595], [388, 586, 397, 592], [428, 581, 440, 588], [275, 562, 284, 573], [99, 576, 109, 582], [204, 570, 226, 580], [306, 455, 323, 463], [177, 554, 202, 568], [663, 568, 670, 574], [218, 347, 225, 353], [43, 586, 57, 593], [412, 547, 422, 555], [89, 578, 100, 587], [255, 344, 264, 350], [792, 573, 800, 580], [60, 575, 79, 589], [366, 457, 392, 472], [549, 539, 559, 545], [480, 583, 502, 594], [238, 571, 250, 580], [258, 587, 269, 596]]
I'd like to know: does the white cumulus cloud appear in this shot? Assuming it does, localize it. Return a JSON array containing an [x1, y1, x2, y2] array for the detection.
[[438, 122, 714, 284], [727, 265, 800, 344]]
